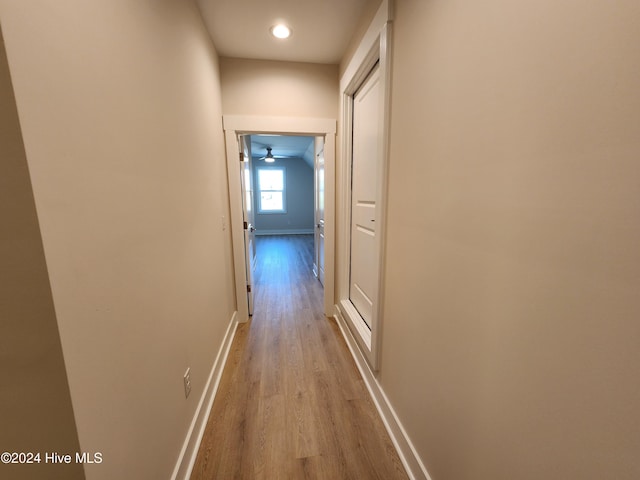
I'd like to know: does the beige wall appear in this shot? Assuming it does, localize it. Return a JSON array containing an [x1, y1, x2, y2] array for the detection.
[[220, 57, 338, 118], [339, 0, 382, 75], [377, 0, 640, 479], [0, 26, 84, 480], [0, 1, 235, 479]]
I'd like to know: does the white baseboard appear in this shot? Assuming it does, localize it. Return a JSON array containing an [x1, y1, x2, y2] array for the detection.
[[255, 229, 313, 235], [171, 311, 239, 480], [333, 306, 433, 480]]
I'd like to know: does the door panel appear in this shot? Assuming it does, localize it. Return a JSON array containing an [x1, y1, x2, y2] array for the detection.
[[239, 135, 255, 315], [314, 139, 325, 286], [349, 64, 381, 329]]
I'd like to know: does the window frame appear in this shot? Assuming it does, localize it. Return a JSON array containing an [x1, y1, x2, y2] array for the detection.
[[256, 166, 287, 214]]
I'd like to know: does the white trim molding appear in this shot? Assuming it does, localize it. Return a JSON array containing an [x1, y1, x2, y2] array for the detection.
[[337, 0, 394, 371], [334, 307, 432, 480], [171, 312, 239, 480], [223, 115, 337, 320]]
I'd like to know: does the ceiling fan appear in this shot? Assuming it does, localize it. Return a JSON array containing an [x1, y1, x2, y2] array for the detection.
[[259, 147, 276, 163], [258, 147, 280, 163]]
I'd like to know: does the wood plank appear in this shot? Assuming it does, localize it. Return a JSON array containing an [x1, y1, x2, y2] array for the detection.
[[190, 235, 407, 480]]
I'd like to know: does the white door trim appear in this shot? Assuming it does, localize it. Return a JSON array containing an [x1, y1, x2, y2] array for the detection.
[[223, 115, 336, 322], [337, 0, 393, 371]]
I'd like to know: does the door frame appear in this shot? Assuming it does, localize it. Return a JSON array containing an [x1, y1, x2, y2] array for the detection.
[[337, 0, 393, 371], [224, 115, 336, 323]]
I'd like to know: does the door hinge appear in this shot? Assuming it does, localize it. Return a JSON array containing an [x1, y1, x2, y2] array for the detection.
[[243, 221, 248, 230], [246, 284, 252, 293], [239, 152, 245, 162]]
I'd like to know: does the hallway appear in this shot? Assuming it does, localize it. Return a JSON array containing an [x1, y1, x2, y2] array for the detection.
[[190, 235, 407, 479], [3, 1, 639, 478]]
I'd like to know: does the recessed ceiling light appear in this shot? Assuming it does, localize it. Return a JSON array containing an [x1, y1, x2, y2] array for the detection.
[[270, 24, 291, 39]]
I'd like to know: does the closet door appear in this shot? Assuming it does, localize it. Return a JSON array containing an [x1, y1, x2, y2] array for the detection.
[[349, 64, 381, 329]]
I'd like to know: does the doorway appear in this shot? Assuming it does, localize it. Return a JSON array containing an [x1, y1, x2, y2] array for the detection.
[[223, 116, 336, 323], [240, 133, 320, 316]]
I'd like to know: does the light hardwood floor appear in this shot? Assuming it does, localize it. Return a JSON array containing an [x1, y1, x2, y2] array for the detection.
[[190, 235, 408, 480]]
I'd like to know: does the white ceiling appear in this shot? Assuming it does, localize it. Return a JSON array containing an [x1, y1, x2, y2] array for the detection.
[[196, 0, 375, 64]]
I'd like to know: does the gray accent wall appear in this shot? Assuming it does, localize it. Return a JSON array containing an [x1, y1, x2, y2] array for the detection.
[[252, 157, 314, 235]]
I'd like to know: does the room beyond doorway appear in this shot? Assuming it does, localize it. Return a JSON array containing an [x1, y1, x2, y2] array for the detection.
[[250, 135, 316, 236]]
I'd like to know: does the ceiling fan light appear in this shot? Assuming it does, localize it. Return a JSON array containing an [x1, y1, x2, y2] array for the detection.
[[271, 24, 291, 39], [264, 157, 276, 163]]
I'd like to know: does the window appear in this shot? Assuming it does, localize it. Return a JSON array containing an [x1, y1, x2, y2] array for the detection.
[[257, 167, 286, 213]]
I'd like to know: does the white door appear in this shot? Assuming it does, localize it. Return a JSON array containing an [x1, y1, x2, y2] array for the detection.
[[239, 135, 256, 315], [349, 64, 381, 330], [314, 138, 325, 286]]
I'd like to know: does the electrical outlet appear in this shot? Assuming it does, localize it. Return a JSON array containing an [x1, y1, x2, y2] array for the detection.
[[183, 368, 191, 398]]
